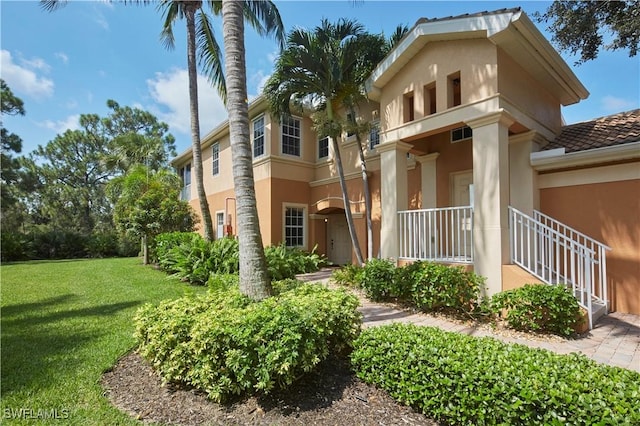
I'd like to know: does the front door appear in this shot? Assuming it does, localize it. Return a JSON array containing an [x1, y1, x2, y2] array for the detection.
[[328, 214, 352, 265], [451, 171, 473, 259]]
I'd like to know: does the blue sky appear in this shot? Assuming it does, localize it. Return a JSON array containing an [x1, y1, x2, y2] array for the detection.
[[2, 1, 638, 156]]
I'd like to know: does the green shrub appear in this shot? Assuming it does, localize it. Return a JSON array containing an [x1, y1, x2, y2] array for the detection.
[[134, 284, 361, 402], [352, 323, 640, 425], [0, 231, 33, 261], [491, 284, 581, 336], [360, 258, 397, 301], [264, 243, 327, 280], [331, 263, 364, 287], [404, 261, 484, 313], [152, 231, 200, 265], [31, 229, 89, 259], [207, 273, 239, 292], [159, 236, 239, 284], [271, 278, 305, 295]]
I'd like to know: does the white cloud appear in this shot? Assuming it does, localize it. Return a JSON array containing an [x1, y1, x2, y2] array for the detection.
[[55, 52, 69, 64], [38, 114, 81, 134], [1, 50, 54, 99], [146, 68, 227, 137], [267, 50, 279, 63], [248, 69, 271, 99], [601, 95, 635, 112]]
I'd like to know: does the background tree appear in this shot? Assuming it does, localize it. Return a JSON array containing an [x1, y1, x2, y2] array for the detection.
[[536, 0, 640, 63], [265, 19, 386, 265], [221, 0, 274, 300], [109, 165, 197, 264], [1, 79, 26, 216], [28, 100, 177, 235]]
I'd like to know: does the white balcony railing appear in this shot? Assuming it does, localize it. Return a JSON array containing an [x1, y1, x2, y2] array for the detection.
[[398, 206, 473, 263], [509, 206, 610, 329]]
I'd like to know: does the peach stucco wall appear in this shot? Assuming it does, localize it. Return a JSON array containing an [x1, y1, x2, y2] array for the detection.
[[497, 48, 562, 133], [540, 179, 640, 315], [380, 39, 498, 131]]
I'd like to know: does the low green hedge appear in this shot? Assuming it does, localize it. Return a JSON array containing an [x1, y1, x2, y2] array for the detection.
[[491, 284, 581, 336], [351, 323, 640, 425], [134, 284, 361, 402]]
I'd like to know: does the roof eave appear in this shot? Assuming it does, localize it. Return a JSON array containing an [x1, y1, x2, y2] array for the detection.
[[530, 140, 640, 171]]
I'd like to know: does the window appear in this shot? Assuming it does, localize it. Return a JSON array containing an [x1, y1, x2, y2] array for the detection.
[[346, 113, 355, 137], [448, 71, 461, 108], [318, 136, 329, 159], [281, 116, 301, 156], [284, 206, 305, 247], [424, 82, 436, 115], [252, 116, 265, 158], [369, 120, 380, 150], [212, 143, 220, 176], [179, 164, 191, 200], [216, 212, 225, 239], [403, 92, 414, 123], [451, 126, 472, 142]]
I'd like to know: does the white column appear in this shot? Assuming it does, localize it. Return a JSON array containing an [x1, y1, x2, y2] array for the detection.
[[416, 153, 439, 209], [466, 111, 514, 296], [378, 141, 412, 260], [509, 131, 546, 215]]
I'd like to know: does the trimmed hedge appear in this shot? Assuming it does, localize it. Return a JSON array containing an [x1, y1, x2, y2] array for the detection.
[[351, 323, 640, 425], [491, 284, 581, 336], [134, 284, 361, 402]]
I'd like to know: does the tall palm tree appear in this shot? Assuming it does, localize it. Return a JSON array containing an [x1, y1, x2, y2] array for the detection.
[[221, 0, 271, 300], [264, 19, 384, 265], [41, 0, 284, 243]]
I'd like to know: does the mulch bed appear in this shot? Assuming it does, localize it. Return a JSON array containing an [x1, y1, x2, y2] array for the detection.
[[102, 351, 438, 426]]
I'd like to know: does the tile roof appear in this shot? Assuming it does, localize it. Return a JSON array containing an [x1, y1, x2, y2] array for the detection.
[[544, 109, 640, 153], [414, 8, 521, 26]]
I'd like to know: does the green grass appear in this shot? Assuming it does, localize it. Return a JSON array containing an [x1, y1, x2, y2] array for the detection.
[[1, 257, 205, 425]]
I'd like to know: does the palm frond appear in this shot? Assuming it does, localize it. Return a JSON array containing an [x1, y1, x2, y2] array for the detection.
[[157, 1, 183, 50], [40, 0, 67, 12], [196, 11, 226, 103], [241, 1, 285, 49]]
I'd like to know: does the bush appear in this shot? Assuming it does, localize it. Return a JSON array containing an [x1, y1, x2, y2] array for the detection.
[[360, 258, 396, 301], [134, 284, 361, 402], [264, 243, 327, 280], [0, 231, 33, 261], [404, 261, 484, 313], [491, 284, 581, 336], [152, 231, 201, 265], [351, 323, 640, 425], [331, 264, 364, 287], [159, 236, 239, 284], [31, 229, 89, 259]]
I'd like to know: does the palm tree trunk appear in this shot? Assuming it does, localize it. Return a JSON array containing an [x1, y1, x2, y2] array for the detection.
[[185, 4, 214, 241], [348, 106, 373, 260], [327, 102, 364, 265], [221, 0, 272, 300]]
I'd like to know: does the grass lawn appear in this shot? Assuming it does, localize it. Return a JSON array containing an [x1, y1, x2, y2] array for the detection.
[[1, 257, 205, 425]]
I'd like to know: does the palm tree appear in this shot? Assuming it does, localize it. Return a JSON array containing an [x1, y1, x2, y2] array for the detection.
[[221, 0, 272, 300], [264, 19, 385, 265], [41, 0, 284, 244]]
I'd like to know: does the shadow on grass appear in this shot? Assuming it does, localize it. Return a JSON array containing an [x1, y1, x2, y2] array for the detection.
[[1, 298, 140, 395]]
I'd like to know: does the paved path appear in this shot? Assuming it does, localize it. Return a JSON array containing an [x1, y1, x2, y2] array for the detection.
[[298, 269, 640, 372]]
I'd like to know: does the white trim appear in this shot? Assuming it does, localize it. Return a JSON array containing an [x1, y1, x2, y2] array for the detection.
[[309, 170, 369, 187], [531, 141, 640, 171], [211, 142, 220, 176], [215, 210, 225, 240], [538, 162, 640, 188], [282, 203, 308, 250], [317, 136, 330, 161]]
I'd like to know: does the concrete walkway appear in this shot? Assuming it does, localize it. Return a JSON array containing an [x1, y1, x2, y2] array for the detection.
[[298, 269, 640, 372]]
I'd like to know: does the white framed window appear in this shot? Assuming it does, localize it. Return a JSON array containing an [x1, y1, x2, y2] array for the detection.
[[179, 163, 191, 200], [212, 142, 220, 175], [451, 126, 472, 143], [283, 204, 306, 248], [252, 116, 265, 158], [281, 116, 301, 157], [369, 120, 380, 150], [215, 211, 225, 239], [318, 136, 329, 159]]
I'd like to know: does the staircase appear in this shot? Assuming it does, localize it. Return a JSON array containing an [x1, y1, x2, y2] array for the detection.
[[508, 207, 611, 329]]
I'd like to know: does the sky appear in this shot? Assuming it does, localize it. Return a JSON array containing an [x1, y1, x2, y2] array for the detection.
[[1, 0, 639, 157]]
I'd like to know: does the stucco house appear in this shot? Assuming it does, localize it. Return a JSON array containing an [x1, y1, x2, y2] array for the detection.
[[172, 8, 640, 324]]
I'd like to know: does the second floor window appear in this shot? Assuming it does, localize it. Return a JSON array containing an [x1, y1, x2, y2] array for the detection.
[[281, 116, 301, 157], [180, 163, 191, 187], [318, 136, 329, 159], [369, 120, 380, 150], [451, 126, 472, 142], [212, 143, 220, 176], [253, 116, 265, 158]]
